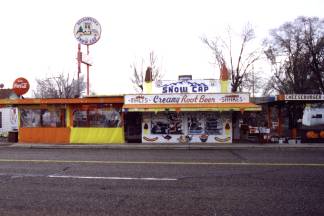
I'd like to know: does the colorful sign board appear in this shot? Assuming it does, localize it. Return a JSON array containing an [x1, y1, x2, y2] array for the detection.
[[142, 112, 232, 144], [125, 93, 250, 105], [12, 77, 30, 96], [152, 79, 230, 94], [74, 17, 101, 45]]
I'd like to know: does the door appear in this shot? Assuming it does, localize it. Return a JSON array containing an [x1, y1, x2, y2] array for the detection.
[[124, 112, 142, 143]]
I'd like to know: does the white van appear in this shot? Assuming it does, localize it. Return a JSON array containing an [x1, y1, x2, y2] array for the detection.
[[302, 107, 324, 126], [0, 107, 18, 137]]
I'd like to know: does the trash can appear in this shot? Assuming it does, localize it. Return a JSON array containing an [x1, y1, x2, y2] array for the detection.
[[288, 139, 296, 144], [8, 131, 18, 143], [278, 137, 285, 144], [296, 137, 302, 144]]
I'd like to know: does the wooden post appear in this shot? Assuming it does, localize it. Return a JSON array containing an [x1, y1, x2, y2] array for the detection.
[[277, 106, 282, 137], [268, 105, 272, 129]]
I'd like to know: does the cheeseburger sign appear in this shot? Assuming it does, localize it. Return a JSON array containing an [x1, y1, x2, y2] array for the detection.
[[74, 17, 101, 45], [13, 77, 30, 96]]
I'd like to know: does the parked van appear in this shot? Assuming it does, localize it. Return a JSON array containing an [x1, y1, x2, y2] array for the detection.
[[302, 107, 324, 126]]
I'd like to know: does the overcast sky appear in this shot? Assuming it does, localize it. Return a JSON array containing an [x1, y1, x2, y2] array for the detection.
[[0, 0, 323, 96]]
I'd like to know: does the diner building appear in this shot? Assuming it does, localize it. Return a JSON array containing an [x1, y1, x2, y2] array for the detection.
[[0, 96, 124, 144], [0, 67, 262, 144], [123, 67, 261, 144], [260, 94, 324, 143]]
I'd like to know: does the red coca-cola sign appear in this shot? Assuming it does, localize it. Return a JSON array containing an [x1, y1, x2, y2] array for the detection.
[[12, 77, 30, 96]]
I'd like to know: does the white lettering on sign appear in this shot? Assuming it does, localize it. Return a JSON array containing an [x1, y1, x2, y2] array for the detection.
[[13, 83, 28, 89], [153, 79, 225, 94], [125, 93, 250, 105], [284, 94, 324, 100]]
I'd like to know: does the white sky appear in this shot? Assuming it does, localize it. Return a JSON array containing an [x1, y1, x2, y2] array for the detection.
[[0, 0, 323, 97]]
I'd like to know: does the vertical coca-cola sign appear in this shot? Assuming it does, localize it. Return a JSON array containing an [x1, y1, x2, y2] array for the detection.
[[12, 77, 30, 96]]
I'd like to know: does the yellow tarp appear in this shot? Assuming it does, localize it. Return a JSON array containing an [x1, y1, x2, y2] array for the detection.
[[70, 128, 125, 144]]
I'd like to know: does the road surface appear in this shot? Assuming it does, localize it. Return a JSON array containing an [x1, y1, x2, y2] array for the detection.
[[0, 147, 323, 215]]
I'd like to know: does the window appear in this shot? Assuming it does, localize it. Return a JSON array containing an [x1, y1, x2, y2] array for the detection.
[[205, 113, 223, 135], [188, 113, 204, 134], [312, 114, 322, 118], [20, 109, 41, 127], [41, 110, 66, 127], [20, 108, 66, 128], [151, 112, 182, 135], [73, 107, 121, 128], [187, 112, 223, 135]]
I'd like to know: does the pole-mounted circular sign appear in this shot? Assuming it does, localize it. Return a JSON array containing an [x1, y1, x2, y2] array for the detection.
[[74, 17, 101, 45], [12, 77, 30, 96]]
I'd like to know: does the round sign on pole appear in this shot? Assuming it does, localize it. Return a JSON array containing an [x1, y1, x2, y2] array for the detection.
[[12, 77, 30, 96], [74, 17, 101, 45]]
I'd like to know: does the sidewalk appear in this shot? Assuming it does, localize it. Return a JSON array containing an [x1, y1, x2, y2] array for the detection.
[[4, 142, 324, 150]]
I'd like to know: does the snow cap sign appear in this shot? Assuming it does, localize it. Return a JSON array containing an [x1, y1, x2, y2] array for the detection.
[[13, 77, 30, 96], [74, 17, 101, 45]]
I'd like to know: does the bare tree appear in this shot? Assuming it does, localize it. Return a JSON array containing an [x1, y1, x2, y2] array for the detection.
[[202, 24, 261, 92], [263, 16, 324, 95], [33, 73, 86, 98], [130, 59, 145, 92], [263, 16, 324, 131], [240, 65, 265, 97], [131, 51, 163, 92]]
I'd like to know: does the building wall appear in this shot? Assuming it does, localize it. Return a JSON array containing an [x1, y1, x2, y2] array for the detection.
[[142, 112, 232, 143], [70, 128, 124, 144], [17, 103, 125, 144], [19, 128, 70, 144]]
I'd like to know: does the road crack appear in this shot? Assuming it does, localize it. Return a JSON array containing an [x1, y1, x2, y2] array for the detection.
[[115, 195, 129, 209], [229, 150, 248, 162], [48, 166, 71, 177]]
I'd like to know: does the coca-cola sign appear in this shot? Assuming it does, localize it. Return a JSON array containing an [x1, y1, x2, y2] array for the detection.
[[12, 77, 30, 96]]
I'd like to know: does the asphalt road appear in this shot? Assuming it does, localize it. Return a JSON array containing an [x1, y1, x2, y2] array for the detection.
[[0, 148, 323, 216]]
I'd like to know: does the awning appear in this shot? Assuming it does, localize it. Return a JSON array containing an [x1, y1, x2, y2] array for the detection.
[[123, 103, 261, 112], [0, 96, 124, 105]]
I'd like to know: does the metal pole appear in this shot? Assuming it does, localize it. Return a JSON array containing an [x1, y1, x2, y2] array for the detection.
[[87, 45, 90, 96], [77, 44, 81, 97]]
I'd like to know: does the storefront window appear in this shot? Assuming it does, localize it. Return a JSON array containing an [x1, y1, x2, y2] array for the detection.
[[73, 108, 121, 128], [42, 110, 65, 127], [20, 109, 41, 127], [20, 108, 66, 128], [205, 113, 223, 135], [151, 112, 182, 135], [187, 112, 223, 135], [188, 113, 204, 134]]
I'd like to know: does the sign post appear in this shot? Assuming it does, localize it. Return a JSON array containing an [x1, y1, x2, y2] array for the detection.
[[74, 17, 101, 96]]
